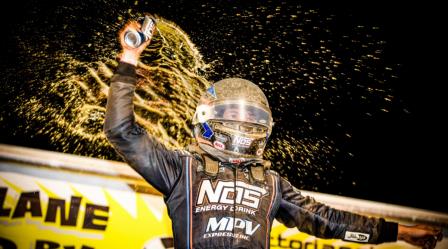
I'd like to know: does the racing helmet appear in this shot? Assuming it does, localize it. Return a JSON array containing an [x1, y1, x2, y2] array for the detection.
[[192, 78, 273, 163]]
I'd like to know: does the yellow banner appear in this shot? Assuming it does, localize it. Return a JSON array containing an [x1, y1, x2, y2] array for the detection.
[[0, 170, 173, 249]]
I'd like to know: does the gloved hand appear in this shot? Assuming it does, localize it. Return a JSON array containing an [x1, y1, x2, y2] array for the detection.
[[117, 20, 154, 66], [398, 224, 443, 249]]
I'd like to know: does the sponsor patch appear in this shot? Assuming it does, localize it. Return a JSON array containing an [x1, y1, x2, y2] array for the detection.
[[213, 141, 225, 150], [232, 136, 253, 148], [229, 158, 245, 164], [197, 180, 268, 209], [344, 231, 370, 242], [205, 217, 260, 237], [201, 122, 214, 139]]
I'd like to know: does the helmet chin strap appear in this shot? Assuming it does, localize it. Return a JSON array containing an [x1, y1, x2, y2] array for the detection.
[[198, 143, 261, 164]]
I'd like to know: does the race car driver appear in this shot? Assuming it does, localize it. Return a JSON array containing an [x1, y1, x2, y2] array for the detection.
[[104, 20, 443, 249]]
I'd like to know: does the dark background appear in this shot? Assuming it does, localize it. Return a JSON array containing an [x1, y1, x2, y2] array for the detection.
[[2, 0, 446, 213]]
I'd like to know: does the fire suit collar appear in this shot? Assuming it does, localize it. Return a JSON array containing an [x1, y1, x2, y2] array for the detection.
[[187, 143, 271, 183]]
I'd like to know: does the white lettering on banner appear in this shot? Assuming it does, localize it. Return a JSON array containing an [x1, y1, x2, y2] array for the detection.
[[206, 217, 260, 236], [196, 180, 268, 209]]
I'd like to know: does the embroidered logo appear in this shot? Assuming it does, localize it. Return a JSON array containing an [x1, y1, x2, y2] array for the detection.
[[344, 231, 370, 242]]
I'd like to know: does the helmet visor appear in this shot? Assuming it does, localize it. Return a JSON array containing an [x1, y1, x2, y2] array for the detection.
[[196, 100, 272, 128]]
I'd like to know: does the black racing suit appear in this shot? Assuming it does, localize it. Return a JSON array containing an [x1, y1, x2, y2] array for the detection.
[[104, 62, 398, 249]]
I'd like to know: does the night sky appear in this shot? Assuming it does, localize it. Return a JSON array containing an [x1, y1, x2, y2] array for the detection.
[[1, 0, 446, 213]]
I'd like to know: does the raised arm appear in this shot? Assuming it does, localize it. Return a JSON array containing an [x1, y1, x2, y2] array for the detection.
[[104, 20, 182, 196]]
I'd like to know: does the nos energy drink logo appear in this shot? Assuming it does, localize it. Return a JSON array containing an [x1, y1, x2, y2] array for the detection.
[[196, 180, 267, 209]]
